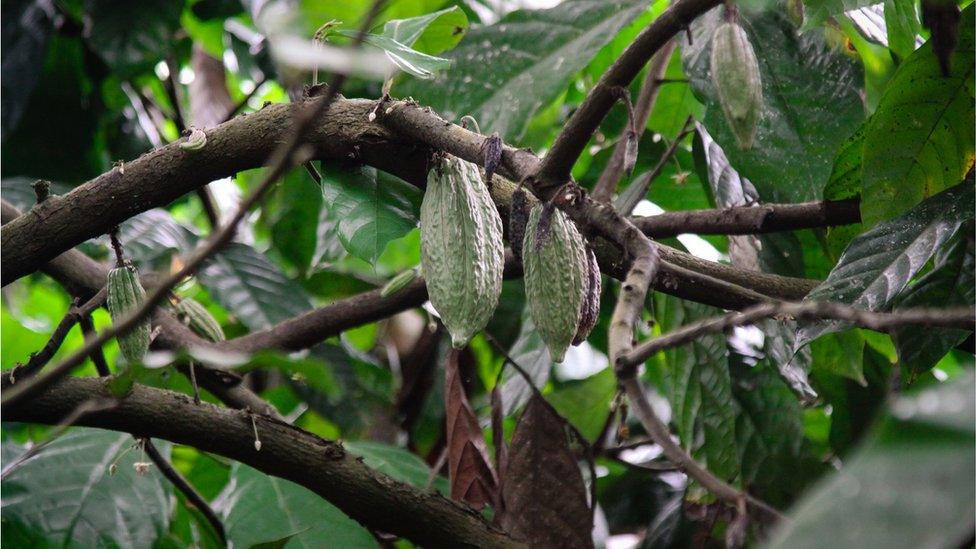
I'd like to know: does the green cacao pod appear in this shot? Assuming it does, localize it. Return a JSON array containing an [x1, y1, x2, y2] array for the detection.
[[420, 155, 504, 348], [175, 297, 225, 342], [573, 246, 601, 345], [710, 21, 763, 150], [107, 264, 152, 363], [522, 204, 587, 362], [380, 267, 420, 298]]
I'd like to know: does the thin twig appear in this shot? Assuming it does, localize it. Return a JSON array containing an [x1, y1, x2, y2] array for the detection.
[[78, 312, 112, 377], [614, 116, 695, 215], [592, 39, 678, 203], [9, 289, 106, 382], [143, 439, 227, 545], [620, 302, 976, 369], [0, 3, 388, 410], [220, 76, 269, 124]]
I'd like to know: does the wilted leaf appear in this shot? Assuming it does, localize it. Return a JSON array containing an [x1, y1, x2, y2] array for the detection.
[[444, 348, 498, 510], [382, 6, 468, 55], [338, 31, 452, 80], [499, 395, 593, 549]]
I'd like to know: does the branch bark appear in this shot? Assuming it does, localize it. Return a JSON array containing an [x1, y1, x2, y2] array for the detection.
[[3, 377, 524, 549]]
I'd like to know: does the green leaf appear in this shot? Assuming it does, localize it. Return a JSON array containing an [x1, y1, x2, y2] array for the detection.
[[198, 242, 313, 330], [823, 123, 867, 201], [546, 367, 616, 442], [381, 6, 469, 55], [234, 350, 342, 399], [399, 0, 647, 141], [321, 165, 421, 265], [344, 441, 448, 494], [84, 0, 184, 78], [264, 168, 323, 273], [766, 372, 975, 549], [1, 429, 172, 547], [213, 462, 377, 549], [811, 329, 866, 383], [883, 0, 921, 61], [120, 209, 198, 273], [891, 227, 975, 382], [683, 9, 865, 202], [798, 182, 975, 347], [860, 6, 975, 226], [801, 0, 877, 30], [655, 294, 740, 482], [338, 30, 451, 80], [501, 315, 552, 415]]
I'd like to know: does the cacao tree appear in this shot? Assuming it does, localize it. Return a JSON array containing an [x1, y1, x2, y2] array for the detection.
[[1, 0, 973, 547]]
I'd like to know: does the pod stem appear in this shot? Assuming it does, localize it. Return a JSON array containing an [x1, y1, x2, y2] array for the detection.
[[109, 227, 126, 268], [459, 115, 482, 135]]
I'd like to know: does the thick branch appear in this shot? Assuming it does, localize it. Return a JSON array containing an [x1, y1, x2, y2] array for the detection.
[[632, 199, 861, 238], [3, 377, 523, 548]]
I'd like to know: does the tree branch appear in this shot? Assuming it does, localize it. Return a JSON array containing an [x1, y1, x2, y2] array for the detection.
[[532, 0, 721, 194], [591, 39, 678, 203], [3, 377, 524, 548], [632, 199, 861, 238], [619, 301, 976, 369]]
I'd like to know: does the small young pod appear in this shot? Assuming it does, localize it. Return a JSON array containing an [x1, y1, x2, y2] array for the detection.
[[710, 21, 763, 149], [107, 264, 152, 363], [175, 297, 225, 342]]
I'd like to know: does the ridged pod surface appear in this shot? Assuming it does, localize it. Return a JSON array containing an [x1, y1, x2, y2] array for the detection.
[[710, 21, 763, 149], [175, 297, 225, 342], [107, 265, 152, 363], [420, 155, 504, 348], [573, 246, 601, 345], [522, 204, 587, 362]]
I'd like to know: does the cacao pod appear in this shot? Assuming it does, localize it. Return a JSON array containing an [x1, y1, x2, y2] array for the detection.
[[710, 21, 763, 149], [420, 155, 504, 348], [107, 264, 152, 363], [175, 297, 225, 342], [573, 246, 601, 345], [522, 204, 587, 362]]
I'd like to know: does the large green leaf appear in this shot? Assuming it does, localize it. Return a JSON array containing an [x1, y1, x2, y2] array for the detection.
[[798, 182, 974, 347], [683, 8, 864, 202], [766, 372, 975, 549], [891, 227, 975, 382], [198, 242, 313, 330], [1, 429, 172, 547], [655, 294, 740, 482], [801, 0, 877, 29], [860, 6, 975, 226], [321, 166, 421, 265], [344, 440, 448, 494], [501, 315, 552, 415], [120, 209, 198, 273], [263, 169, 323, 273], [213, 462, 377, 549], [83, 0, 184, 78], [883, 0, 921, 62], [381, 6, 469, 55], [398, 0, 647, 141], [546, 366, 616, 442]]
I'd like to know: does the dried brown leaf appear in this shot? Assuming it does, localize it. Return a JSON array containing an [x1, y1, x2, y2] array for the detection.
[[499, 395, 593, 549], [445, 349, 498, 510]]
